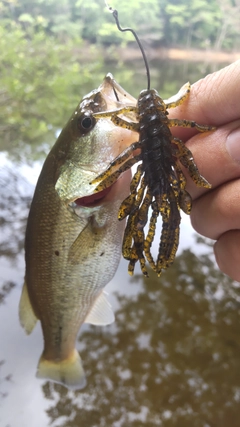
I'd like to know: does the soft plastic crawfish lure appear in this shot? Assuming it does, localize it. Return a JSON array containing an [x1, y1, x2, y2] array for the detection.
[[91, 8, 215, 277]]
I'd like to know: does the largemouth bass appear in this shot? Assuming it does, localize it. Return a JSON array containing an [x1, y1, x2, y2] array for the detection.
[[19, 74, 138, 390]]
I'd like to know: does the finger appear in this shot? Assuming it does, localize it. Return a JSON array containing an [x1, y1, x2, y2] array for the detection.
[[190, 60, 240, 125], [190, 178, 240, 240], [214, 230, 240, 282], [183, 119, 240, 199], [169, 60, 240, 140]]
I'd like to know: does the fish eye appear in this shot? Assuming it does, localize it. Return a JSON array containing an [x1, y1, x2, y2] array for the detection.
[[77, 112, 96, 133]]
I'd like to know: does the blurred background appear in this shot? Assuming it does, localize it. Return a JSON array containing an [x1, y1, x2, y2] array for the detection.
[[1, 0, 240, 426]]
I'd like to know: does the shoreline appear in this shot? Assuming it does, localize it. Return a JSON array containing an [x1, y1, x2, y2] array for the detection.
[[77, 42, 240, 64], [110, 46, 240, 63]]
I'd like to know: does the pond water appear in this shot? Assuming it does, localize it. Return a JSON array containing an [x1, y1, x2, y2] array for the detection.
[[1, 58, 240, 427]]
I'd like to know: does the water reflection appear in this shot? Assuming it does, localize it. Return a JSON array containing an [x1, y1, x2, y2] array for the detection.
[[1, 157, 240, 424], [112, 59, 230, 100], [0, 281, 15, 305], [0, 154, 33, 259], [40, 250, 240, 427]]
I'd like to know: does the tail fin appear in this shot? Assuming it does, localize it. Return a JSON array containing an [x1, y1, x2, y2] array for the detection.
[[36, 349, 86, 390]]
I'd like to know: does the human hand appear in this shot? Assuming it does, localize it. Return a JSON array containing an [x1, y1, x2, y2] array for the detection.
[[170, 60, 240, 281]]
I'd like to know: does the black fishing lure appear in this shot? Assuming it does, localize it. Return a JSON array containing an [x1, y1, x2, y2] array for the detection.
[[91, 8, 214, 277]]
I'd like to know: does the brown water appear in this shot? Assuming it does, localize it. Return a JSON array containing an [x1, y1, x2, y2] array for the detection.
[[1, 59, 240, 427]]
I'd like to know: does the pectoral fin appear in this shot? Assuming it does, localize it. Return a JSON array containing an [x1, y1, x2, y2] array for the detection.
[[68, 217, 106, 265], [84, 291, 115, 325], [68, 224, 88, 265], [19, 280, 38, 334]]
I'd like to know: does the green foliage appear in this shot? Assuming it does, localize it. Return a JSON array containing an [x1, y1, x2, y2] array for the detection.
[[103, 0, 163, 43], [0, 0, 239, 158], [164, 0, 221, 48], [0, 5, 104, 158], [1, 0, 239, 49], [41, 243, 240, 426]]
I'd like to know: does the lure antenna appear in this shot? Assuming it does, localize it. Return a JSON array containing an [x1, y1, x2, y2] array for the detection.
[[105, 4, 151, 91]]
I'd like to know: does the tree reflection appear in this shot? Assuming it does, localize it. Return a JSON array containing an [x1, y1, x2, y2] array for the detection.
[[43, 246, 240, 426], [0, 281, 16, 305], [0, 360, 12, 400], [0, 164, 31, 259]]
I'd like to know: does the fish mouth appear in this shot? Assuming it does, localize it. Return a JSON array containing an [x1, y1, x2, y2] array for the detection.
[[73, 185, 113, 207]]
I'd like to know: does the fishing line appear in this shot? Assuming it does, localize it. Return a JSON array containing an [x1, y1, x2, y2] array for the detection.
[[104, 2, 151, 91]]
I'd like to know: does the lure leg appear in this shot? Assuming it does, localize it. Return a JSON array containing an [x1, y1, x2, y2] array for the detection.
[[93, 155, 141, 192], [156, 192, 181, 276], [118, 165, 144, 220], [122, 210, 139, 275], [178, 189, 192, 215], [174, 163, 187, 191], [174, 163, 192, 215], [164, 82, 191, 109], [122, 175, 151, 276], [168, 171, 180, 199], [111, 115, 140, 132], [122, 213, 135, 261], [133, 228, 148, 277], [91, 141, 141, 185], [131, 187, 153, 277], [144, 200, 158, 272], [168, 118, 215, 132], [171, 137, 211, 189], [93, 106, 137, 118], [94, 107, 140, 132], [121, 176, 147, 267]]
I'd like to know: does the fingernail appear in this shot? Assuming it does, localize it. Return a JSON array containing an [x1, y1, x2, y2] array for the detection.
[[226, 128, 240, 161]]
